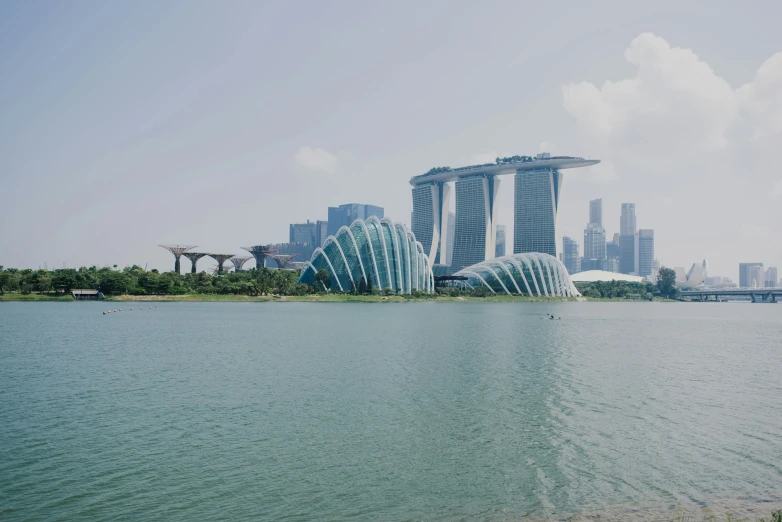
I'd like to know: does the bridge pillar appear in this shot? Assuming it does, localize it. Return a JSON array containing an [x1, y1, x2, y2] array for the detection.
[[751, 294, 757, 303]]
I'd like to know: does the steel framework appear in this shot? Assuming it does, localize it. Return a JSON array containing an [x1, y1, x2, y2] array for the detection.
[[229, 256, 252, 271], [269, 253, 300, 269], [242, 245, 276, 269], [159, 244, 197, 273], [208, 254, 234, 273], [182, 252, 209, 274]]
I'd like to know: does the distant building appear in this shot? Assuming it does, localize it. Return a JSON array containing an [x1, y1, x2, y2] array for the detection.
[[601, 257, 619, 273], [452, 176, 499, 271], [562, 236, 581, 275], [619, 203, 636, 274], [749, 265, 765, 289], [495, 225, 506, 258], [581, 258, 601, 272], [606, 233, 620, 260], [327, 203, 384, 237], [290, 221, 317, 245], [584, 224, 606, 262], [315, 220, 329, 247], [739, 262, 763, 288], [589, 198, 603, 227], [637, 229, 654, 277], [674, 267, 686, 283], [766, 267, 779, 288]]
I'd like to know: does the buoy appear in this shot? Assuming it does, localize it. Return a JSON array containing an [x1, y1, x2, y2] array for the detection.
[[102, 311, 106, 315], [155, 306, 158, 308], [140, 307, 143, 310], [130, 308, 133, 310]]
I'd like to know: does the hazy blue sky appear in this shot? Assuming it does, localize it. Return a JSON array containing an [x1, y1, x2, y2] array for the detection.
[[1, 0, 780, 279]]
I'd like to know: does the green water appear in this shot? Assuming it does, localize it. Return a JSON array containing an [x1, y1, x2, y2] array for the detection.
[[1, 302, 780, 520]]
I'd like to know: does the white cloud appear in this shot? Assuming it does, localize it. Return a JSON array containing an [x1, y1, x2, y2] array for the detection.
[[293, 146, 339, 174], [558, 32, 782, 278]]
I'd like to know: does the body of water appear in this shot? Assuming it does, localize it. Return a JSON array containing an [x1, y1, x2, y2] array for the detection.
[[1, 302, 781, 520]]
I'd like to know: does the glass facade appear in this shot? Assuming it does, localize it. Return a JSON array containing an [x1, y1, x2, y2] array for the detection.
[[298, 217, 434, 294], [454, 253, 580, 297], [451, 175, 499, 272], [514, 168, 560, 257], [411, 182, 450, 265]]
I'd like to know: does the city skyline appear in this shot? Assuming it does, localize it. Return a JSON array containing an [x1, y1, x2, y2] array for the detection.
[[1, 2, 781, 280]]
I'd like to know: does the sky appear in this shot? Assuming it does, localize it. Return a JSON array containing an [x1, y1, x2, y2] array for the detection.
[[1, 0, 780, 280]]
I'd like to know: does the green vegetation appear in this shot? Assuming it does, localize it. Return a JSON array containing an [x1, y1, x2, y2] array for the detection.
[[575, 280, 657, 300], [496, 155, 533, 164], [424, 166, 451, 175], [657, 266, 680, 299]]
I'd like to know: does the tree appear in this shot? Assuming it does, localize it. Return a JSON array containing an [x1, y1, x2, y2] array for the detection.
[[657, 267, 679, 299], [315, 269, 331, 292], [358, 276, 367, 294]]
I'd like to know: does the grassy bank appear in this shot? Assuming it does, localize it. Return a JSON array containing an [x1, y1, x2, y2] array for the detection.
[[0, 293, 73, 301]]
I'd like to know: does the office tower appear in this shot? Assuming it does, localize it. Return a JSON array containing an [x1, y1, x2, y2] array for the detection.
[[315, 220, 329, 247], [619, 203, 636, 274], [766, 267, 779, 288], [601, 258, 619, 272], [562, 236, 581, 274], [451, 175, 500, 271], [589, 198, 602, 227], [749, 265, 765, 288], [606, 233, 620, 260], [637, 229, 654, 277], [739, 262, 763, 288], [495, 225, 506, 258], [327, 203, 384, 237], [514, 167, 560, 256], [289, 221, 317, 245], [411, 183, 451, 265], [583, 224, 606, 261]]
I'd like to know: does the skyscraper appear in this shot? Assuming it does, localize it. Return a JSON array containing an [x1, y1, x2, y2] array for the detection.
[[327, 203, 384, 237], [766, 267, 779, 288], [562, 236, 581, 275], [451, 175, 500, 271], [619, 203, 636, 274], [739, 262, 763, 288], [606, 233, 620, 260], [749, 265, 765, 289], [514, 167, 560, 257], [589, 198, 602, 227], [290, 221, 317, 245], [315, 220, 329, 247], [411, 183, 451, 265], [583, 225, 606, 261], [495, 225, 506, 258], [637, 229, 654, 277]]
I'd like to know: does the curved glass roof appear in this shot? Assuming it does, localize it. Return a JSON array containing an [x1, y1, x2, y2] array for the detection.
[[298, 217, 434, 294], [453, 253, 581, 297]]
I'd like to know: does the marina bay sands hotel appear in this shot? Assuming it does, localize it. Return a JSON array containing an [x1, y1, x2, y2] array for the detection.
[[410, 153, 600, 272]]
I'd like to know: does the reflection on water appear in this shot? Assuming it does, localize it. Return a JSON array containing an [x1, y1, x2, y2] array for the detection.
[[0, 302, 780, 521]]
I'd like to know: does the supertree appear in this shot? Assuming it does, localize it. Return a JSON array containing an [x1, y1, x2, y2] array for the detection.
[[269, 253, 300, 269], [229, 256, 252, 271], [207, 254, 234, 274], [242, 245, 276, 269], [159, 245, 197, 274], [182, 252, 209, 274]]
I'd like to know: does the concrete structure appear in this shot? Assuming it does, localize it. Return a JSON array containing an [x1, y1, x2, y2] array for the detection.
[[495, 225, 506, 258], [327, 204, 383, 237], [229, 256, 252, 271], [570, 270, 643, 283], [562, 236, 581, 275], [453, 253, 580, 297], [71, 289, 104, 300], [299, 217, 433, 294], [766, 267, 778, 288], [619, 203, 636, 274], [158, 244, 196, 274], [638, 229, 654, 277], [739, 262, 763, 288], [208, 254, 234, 274], [410, 154, 599, 272]]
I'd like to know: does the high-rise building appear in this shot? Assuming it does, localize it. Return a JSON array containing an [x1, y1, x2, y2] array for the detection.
[[445, 211, 455, 266], [606, 233, 620, 260], [589, 198, 602, 227], [766, 267, 779, 288], [749, 265, 765, 289], [619, 203, 636, 274], [495, 225, 506, 258], [315, 220, 329, 247], [637, 229, 654, 277], [290, 221, 317, 245], [601, 258, 619, 272], [562, 236, 580, 275], [514, 166, 561, 257], [451, 175, 500, 271], [327, 203, 384, 237], [583, 224, 606, 261], [411, 183, 451, 265], [739, 262, 763, 288], [410, 153, 600, 270]]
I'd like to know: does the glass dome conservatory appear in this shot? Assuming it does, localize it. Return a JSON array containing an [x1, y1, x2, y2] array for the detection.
[[298, 217, 434, 293], [453, 253, 580, 297]]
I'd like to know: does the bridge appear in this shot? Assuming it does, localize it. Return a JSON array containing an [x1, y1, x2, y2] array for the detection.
[[681, 288, 782, 303]]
